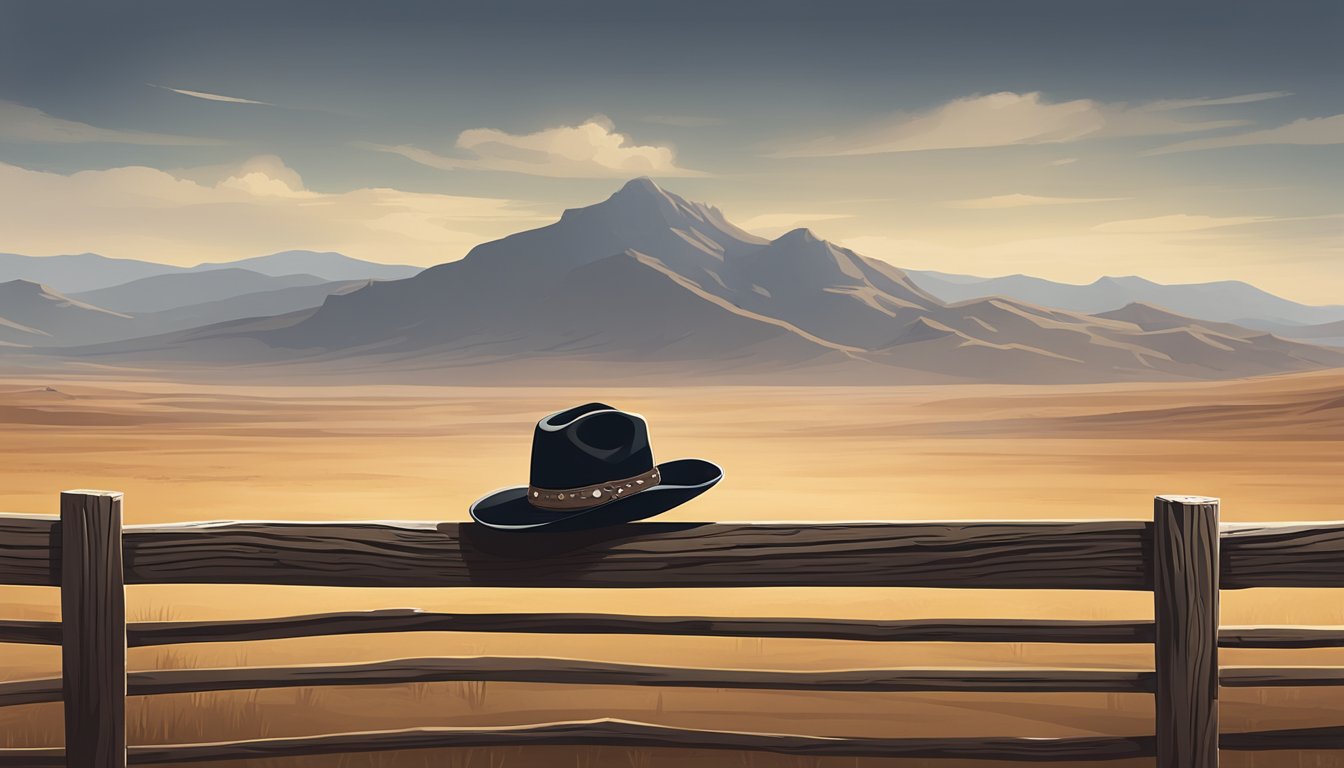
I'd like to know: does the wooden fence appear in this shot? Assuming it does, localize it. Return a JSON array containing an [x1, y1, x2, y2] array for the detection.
[[0, 491, 1342, 767]]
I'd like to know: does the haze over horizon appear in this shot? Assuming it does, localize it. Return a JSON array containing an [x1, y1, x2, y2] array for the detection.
[[0, 1, 1340, 303]]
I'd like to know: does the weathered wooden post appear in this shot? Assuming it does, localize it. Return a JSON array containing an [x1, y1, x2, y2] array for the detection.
[[1153, 495, 1219, 768], [61, 490, 126, 768]]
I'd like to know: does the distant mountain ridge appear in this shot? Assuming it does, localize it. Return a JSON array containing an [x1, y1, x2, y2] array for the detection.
[[0, 280, 135, 347], [73, 269, 329, 313], [908, 270, 1344, 327], [0, 275, 373, 347], [0, 250, 422, 294], [46, 178, 1344, 384]]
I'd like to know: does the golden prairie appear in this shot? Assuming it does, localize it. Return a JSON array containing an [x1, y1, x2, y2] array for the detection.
[[1, 371, 1342, 767]]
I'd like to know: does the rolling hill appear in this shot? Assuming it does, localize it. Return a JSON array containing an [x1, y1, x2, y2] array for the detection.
[[0, 280, 135, 347]]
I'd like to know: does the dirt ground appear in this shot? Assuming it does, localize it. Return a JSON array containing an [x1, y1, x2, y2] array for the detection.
[[1, 370, 1342, 766]]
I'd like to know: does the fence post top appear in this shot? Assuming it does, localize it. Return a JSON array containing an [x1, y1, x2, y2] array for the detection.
[[61, 489, 123, 499], [1156, 495, 1219, 505]]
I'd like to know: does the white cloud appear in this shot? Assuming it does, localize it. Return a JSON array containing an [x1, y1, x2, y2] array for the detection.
[[740, 212, 854, 237], [774, 91, 1265, 157], [947, 193, 1126, 209], [1093, 214, 1277, 233], [0, 100, 219, 145], [1047, 157, 1079, 166], [0, 157, 547, 267], [1135, 91, 1291, 111], [369, 115, 706, 178], [1145, 114, 1344, 154], [149, 83, 270, 105]]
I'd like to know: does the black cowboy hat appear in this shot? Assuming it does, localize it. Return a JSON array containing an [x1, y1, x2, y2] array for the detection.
[[469, 403, 722, 531]]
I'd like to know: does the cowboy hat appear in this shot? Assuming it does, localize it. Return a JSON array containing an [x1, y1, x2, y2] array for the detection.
[[469, 402, 722, 531]]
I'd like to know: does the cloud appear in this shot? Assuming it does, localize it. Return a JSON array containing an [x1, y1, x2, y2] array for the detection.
[[774, 91, 1265, 157], [741, 212, 854, 236], [947, 193, 1126, 209], [0, 157, 547, 267], [1145, 114, 1344, 154], [1047, 157, 1079, 166], [149, 83, 270, 105], [1136, 91, 1292, 111], [1092, 214, 1276, 233], [369, 116, 706, 178], [0, 100, 219, 145]]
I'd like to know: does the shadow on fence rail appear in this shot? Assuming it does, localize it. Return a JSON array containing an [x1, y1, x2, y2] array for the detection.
[[0, 491, 1342, 767]]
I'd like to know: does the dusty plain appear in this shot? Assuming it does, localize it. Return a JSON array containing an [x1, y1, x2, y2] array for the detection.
[[1, 370, 1342, 767]]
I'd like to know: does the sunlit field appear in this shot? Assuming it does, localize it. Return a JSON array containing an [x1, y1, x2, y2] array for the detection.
[[2, 371, 1342, 767]]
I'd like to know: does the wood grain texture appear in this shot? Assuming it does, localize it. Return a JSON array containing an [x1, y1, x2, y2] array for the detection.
[[1152, 495, 1219, 768], [0, 748, 65, 768], [1219, 667, 1344, 687], [0, 619, 60, 646], [1219, 626, 1344, 649], [0, 676, 62, 708], [0, 611, 1156, 647], [117, 520, 1153, 588], [0, 514, 57, 587], [1222, 521, 1344, 589], [1220, 725, 1344, 750], [60, 491, 127, 768], [0, 657, 1154, 708], [73, 720, 1160, 763], [6, 514, 1344, 590]]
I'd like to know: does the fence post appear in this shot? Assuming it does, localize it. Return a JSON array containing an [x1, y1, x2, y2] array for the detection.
[[1153, 495, 1219, 768], [61, 490, 127, 768]]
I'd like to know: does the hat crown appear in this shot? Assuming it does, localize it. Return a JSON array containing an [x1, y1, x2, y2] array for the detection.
[[529, 403, 654, 490]]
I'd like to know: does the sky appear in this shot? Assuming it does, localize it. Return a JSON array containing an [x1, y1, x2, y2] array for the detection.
[[0, 0, 1340, 303]]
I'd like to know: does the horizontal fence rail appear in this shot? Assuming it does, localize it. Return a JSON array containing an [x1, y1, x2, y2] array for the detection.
[[8, 520, 1156, 589], [1219, 626, 1344, 649], [1220, 667, 1344, 687], [6, 612, 1342, 649], [0, 611, 1159, 647], [0, 658, 1156, 708], [7, 518, 1344, 590]]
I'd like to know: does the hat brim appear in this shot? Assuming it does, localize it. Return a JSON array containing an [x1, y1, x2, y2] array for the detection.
[[469, 458, 722, 532]]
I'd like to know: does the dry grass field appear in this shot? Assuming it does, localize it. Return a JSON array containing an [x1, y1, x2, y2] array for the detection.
[[1, 370, 1342, 767]]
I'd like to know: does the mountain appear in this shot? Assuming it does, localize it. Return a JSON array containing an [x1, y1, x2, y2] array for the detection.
[[72, 269, 329, 313], [0, 280, 135, 347], [1245, 318, 1344, 348], [908, 271, 1344, 327], [130, 279, 374, 338], [0, 251, 422, 295], [27, 179, 1344, 383], [187, 251, 422, 282], [0, 252, 180, 294], [0, 275, 371, 347]]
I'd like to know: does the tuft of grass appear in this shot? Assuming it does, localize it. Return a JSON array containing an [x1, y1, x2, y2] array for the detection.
[[451, 680, 489, 711], [128, 603, 181, 622]]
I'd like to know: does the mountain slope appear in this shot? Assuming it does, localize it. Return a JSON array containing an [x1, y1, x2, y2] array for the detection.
[[188, 251, 422, 282], [1, 251, 422, 295], [131, 280, 374, 338], [73, 269, 328, 313], [0, 280, 135, 347], [0, 252, 180, 294], [29, 179, 1344, 383], [908, 270, 1344, 327]]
